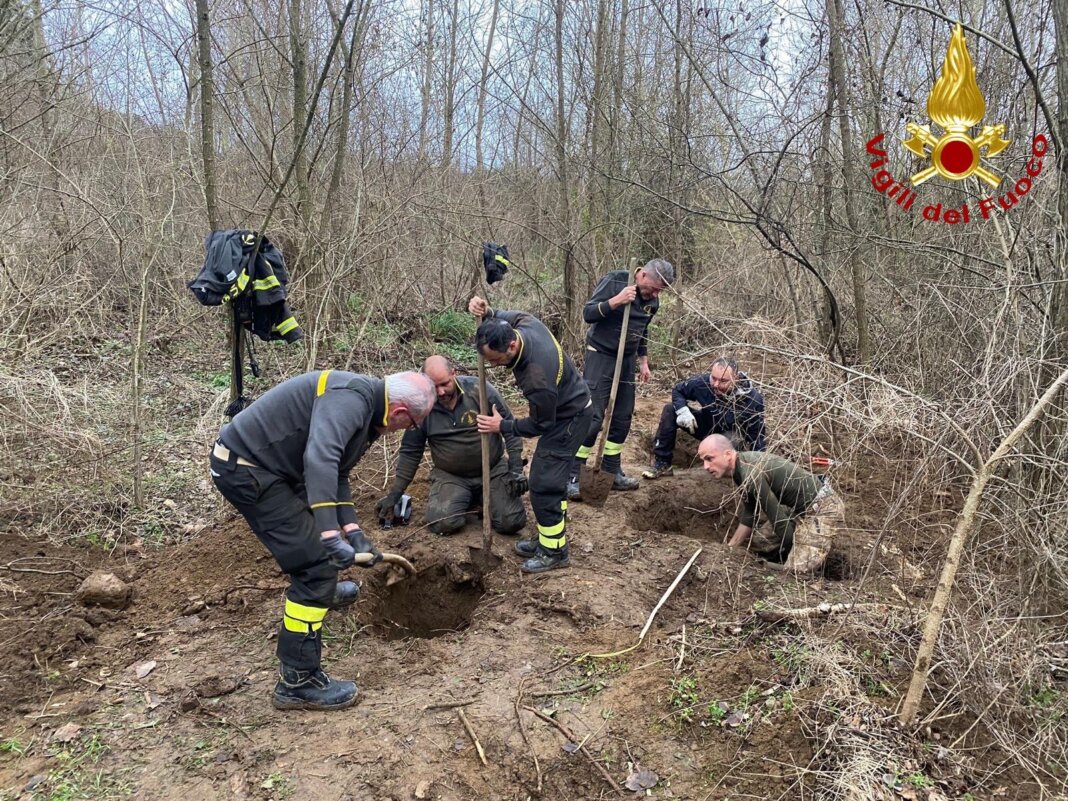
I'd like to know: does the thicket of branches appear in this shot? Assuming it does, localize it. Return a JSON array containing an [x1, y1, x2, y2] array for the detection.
[[1, 0, 1066, 794]]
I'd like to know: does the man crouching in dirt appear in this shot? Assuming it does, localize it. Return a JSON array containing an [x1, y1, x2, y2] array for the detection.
[[643, 356, 766, 480], [209, 370, 436, 711], [375, 355, 528, 537], [697, 434, 844, 573], [468, 297, 593, 573]]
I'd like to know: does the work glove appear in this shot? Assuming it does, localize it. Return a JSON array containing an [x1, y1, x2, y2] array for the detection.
[[321, 533, 356, 570], [506, 469, 529, 497], [375, 491, 403, 521], [675, 406, 698, 434], [345, 526, 383, 568]]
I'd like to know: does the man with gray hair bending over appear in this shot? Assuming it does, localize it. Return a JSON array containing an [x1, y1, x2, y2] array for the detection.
[[697, 434, 844, 574], [210, 369, 436, 711]]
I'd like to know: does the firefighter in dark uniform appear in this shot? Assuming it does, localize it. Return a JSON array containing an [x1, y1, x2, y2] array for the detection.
[[209, 370, 436, 711], [569, 258, 675, 498], [376, 356, 528, 536], [468, 297, 593, 573]]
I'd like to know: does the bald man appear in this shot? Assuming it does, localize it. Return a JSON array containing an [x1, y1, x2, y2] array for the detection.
[[698, 434, 844, 573], [377, 356, 528, 537]]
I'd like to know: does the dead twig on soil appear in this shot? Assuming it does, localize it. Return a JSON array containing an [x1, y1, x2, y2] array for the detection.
[[588, 548, 703, 659], [457, 707, 488, 766], [529, 681, 596, 698], [523, 705, 624, 797], [423, 699, 477, 711], [515, 678, 542, 792]]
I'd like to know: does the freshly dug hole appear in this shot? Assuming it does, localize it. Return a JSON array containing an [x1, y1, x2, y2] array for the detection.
[[362, 561, 484, 640], [626, 470, 735, 540]]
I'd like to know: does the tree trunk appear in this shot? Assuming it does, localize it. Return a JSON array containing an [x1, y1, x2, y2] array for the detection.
[[1053, 0, 1068, 365], [441, 0, 460, 170], [418, 0, 435, 163], [474, 0, 500, 210], [194, 0, 219, 229], [554, 0, 578, 347], [289, 0, 310, 229], [824, 0, 870, 362]]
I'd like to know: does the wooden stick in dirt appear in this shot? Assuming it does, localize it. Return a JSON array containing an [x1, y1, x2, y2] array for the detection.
[[899, 365, 1068, 725], [457, 707, 488, 766], [514, 678, 543, 792], [477, 316, 493, 559], [592, 258, 636, 472], [523, 705, 624, 797], [422, 699, 477, 711], [589, 547, 703, 659]]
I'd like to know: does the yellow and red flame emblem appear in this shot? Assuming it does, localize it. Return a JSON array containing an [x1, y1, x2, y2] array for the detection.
[[903, 24, 1010, 187]]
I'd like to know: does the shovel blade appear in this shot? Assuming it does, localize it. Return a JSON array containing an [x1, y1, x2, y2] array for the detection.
[[579, 465, 614, 508], [467, 544, 503, 573]]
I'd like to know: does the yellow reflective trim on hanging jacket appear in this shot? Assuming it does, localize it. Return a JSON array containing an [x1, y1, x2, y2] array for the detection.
[[253, 275, 281, 291], [317, 369, 332, 397], [274, 317, 298, 335]]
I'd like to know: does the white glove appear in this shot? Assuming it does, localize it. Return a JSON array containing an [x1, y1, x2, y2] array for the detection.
[[675, 406, 697, 433]]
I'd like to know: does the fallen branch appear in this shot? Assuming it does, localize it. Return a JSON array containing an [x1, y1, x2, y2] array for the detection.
[[423, 699, 477, 711], [457, 707, 488, 766], [514, 678, 542, 792], [589, 548, 703, 659], [529, 682, 596, 698], [755, 601, 892, 624], [523, 705, 623, 797]]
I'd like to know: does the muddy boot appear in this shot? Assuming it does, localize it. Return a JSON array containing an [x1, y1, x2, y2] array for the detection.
[[330, 581, 359, 609], [611, 471, 639, 491], [520, 544, 570, 573], [641, 460, 674, 480], [272, 665, 357, 711], [515, 537, 539, 558], [567, 477, 582, 501]]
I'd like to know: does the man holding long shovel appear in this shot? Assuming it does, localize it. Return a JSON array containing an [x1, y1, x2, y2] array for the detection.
[[569, 258, 675, 502], [468, 297, 592, 573]]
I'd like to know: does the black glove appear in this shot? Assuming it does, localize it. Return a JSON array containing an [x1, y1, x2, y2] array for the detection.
[[506, 470, 529, 497], [375, 491, 403, 521], [346, 527, 383, 568], [321, 534, 355, 570]]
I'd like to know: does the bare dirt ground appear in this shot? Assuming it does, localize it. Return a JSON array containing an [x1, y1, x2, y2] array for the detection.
[[0, 395, 1042, 801]]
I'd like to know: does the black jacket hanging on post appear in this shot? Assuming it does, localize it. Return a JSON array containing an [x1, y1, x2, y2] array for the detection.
[[188, 229, 304, 343]]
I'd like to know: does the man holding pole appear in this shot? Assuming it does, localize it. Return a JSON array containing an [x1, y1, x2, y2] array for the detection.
[[468, 298, 592, 573], [569, 259, 675, 499]]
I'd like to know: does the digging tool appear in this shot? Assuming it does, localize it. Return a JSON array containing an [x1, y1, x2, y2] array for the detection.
[[354, 551, 417, 587], [467, 243, 511, 571], [579, 260, 637, 507]]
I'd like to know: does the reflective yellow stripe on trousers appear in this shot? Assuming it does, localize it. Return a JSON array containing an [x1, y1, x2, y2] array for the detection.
[[283, 599, 327, 633]]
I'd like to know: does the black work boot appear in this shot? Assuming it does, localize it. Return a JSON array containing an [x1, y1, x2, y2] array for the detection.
[[567, 476, 582, 501], [520, 544, 570, 574], [641, 460, 674, 480], [272, 664, 358, 711], [515, 537, 539, 557], [330, 580, 359, 609], [611, 471, 640, 491]]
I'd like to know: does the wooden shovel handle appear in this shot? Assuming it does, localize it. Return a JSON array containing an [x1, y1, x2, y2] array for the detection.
[[592, 259, 638, 468]]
